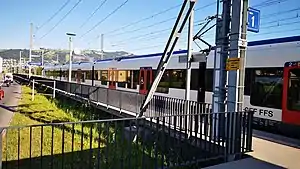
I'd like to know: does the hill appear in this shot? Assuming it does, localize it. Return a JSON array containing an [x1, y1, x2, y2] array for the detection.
[[0, 49, 134, 64]]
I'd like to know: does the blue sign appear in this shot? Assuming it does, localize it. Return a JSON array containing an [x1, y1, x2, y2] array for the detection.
[[28, 62, 42, 66], [247, 7, 260, 33]]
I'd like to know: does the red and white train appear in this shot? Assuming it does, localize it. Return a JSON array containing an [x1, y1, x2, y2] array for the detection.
[[43, 35, 300, 138]]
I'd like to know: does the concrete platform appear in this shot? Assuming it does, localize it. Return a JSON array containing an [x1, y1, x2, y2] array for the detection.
[[204, 131, 300, 169], [204, 157, 286, 169]]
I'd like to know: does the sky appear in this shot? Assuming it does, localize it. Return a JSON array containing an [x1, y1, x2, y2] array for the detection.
[[0, 0, 300, 55]]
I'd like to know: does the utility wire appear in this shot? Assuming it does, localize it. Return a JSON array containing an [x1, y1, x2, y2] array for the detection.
[[194, 1, 217, 11], [106, 2, 216, 37], [111, 20, 205, 45], [79, 0, 108, 29], [111, 22, 204, 47], [110, 8, 295, 46], [40, 0, 83, 40], [110, 16, 177, 37], [260, 7, 300, 19], [38, 0, 71, 31], [104, 3, 182, 35], [253, 0, 289, 8], [80, 0, 130, 38]]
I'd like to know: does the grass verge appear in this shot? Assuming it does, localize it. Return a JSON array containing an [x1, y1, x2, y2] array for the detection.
[[2, 86, 161, 169]]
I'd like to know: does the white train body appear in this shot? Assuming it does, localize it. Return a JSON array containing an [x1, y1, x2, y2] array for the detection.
[[43, 36, 300, 129]]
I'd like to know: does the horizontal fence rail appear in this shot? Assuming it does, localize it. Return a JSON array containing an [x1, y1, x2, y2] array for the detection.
[[7, 74, 255, 169], [1, 112, 253, 169]]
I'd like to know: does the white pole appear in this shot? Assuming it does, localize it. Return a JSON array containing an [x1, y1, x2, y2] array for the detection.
[[29, 23, 33, 77], [101, 34, 104, 60], [68, 36, 73, 82], [32, 79, 35, 101], [41, 50, 44, 76], [185, 0, 194, 137], [185, 1, 194, 103], [53, 81, 56, 98], [19, 51, 22, 73]]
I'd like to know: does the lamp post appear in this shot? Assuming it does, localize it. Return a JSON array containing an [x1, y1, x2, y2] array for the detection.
[[66, 32, 76, 82], [40, 47, 45, 76], [19, 51, 23, 73]]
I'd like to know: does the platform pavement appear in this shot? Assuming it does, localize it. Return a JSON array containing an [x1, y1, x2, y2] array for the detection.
[[204, 131, 300, 169], [0, 82, 21, 134]]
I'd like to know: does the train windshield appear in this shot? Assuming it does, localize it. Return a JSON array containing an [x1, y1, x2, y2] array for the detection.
[[287, 68, 300, 111]]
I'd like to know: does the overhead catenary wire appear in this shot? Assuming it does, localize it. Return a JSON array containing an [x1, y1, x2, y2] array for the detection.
[[253, 0, 290, 8], [79, 0, 108, 29], [104, 3, 183, 35], [80, 0, 130, 39], [109, 5, 297, 47], [260, 6, 300, 19], [111, 22, 205, 47], [108, 1, 216, 37], [111, 20, 206, 45], [37, 0, 71, 31], [111, 19, 300, 53], [39, 0, 83, 40]]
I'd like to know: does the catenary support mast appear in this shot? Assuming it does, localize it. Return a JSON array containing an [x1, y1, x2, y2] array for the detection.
[[212, 0, 249, 160], [138, 0, 197, 117]]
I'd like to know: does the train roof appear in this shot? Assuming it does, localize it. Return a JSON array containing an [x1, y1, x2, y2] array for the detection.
[[44, 35, 300, 69]]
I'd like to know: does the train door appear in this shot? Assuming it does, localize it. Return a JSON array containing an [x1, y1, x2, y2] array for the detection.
[[282, 61, 300, 125], [139, 67, 153, 94], [108, 68, 117, 89], [76, 69, 82, 83]]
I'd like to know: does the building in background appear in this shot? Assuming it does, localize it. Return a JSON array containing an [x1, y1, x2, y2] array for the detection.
[[0, 57, 3, 73]]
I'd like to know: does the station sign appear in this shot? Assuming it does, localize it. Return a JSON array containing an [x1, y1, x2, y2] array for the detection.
[[28, 62, 42, 66], [247, 7, 260, 33], [226, 58, 240, 71]]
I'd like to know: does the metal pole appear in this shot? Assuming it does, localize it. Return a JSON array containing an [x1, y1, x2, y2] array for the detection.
[[212, 0, 231, 140], [101, 34, 104, 60], [138, 0, 197, 117], [41, 50, 44, 67], [29, 23, 33, 77], [19, 51, 22, 73], [53, 81, 56, 98], [32, 79, 35, 101], [227, 0, 248, 159], [41, 50, 44, 76], [68, 37, 73, 82], [186, 0, 194, 136]]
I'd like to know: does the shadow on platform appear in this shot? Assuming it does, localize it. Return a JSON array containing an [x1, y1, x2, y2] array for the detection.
[[204, 156, 287, 169], [253, 130, 300, 149]]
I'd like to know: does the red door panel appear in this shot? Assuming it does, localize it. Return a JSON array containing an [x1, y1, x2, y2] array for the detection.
[[139, 67, 152, 94], [108, 69, 116, 89], [282, 61, 300, 125]]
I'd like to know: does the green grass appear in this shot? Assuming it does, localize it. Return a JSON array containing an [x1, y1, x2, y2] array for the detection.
[[1, 86, 163, 169]]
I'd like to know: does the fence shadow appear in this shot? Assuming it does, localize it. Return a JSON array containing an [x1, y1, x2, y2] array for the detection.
[[3, 145, 159, 169]]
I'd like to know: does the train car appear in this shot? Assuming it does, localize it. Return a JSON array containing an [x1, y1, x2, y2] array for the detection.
[[44, 35, 300, 138]]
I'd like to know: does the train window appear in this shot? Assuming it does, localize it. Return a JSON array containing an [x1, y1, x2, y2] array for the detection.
[[157, 70, 170, 93], [205, 69, 213, 92], [101, 70, 108, 85], [123, 70, 139, 89], [190, 69, 213, 92], [96, 71, 101, 80], [244, 68, 254, 95], [86, 70, 91, 80], [287, 69, 300, 111], [250, 68, 283, 109], [169, 69, 186, 89]]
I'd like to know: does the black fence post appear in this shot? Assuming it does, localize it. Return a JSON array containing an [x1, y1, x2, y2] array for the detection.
[[246, 110, 254, 151], [92, 65, 95, 86]]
